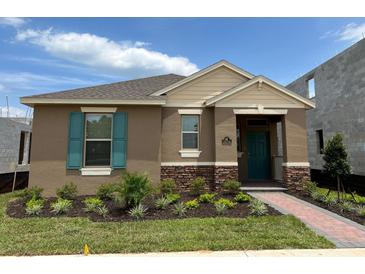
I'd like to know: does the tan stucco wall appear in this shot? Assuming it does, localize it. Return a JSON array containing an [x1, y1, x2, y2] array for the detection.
[[161, 107, 215, 162], [29, 105, 162, 196], [281, 108, 308, 163], [214, 108, 237, 162]]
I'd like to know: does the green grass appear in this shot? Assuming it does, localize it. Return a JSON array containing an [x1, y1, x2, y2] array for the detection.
[[0, 192, 334, 255]]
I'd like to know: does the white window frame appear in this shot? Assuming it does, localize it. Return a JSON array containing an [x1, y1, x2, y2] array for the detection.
[[306, 76, 316, 99], [83, 113, 113, 169], [179, 114, 201, 158]]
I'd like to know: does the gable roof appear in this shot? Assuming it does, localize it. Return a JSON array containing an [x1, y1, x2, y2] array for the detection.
[[21, 74, 185, 106], [149, 60, 255, 96], [205, 75, 315, 109]]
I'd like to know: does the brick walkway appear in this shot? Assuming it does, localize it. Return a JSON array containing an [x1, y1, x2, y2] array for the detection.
[[249, 192, 365, 248]]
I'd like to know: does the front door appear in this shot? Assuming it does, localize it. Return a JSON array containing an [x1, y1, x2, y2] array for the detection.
[[247, 132, 270, 180]]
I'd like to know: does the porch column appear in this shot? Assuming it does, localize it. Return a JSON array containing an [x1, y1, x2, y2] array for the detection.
[[281, 109, 311, 192], [214, 108, 238, 189]]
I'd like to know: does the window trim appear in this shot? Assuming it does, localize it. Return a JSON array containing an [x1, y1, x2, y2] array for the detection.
[[180, 114, 201, 158], [83, 113, 113, 168]]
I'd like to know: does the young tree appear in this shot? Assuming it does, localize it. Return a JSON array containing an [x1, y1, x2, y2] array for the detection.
[[322, 133, 351, 200]]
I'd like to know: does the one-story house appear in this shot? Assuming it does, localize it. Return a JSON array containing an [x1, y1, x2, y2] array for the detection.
[[21, 60, 315, 196]]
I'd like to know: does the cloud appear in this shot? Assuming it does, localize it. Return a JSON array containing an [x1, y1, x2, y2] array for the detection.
[[0, 71, 103, 95], [0, 83, 4, 92], [337, 23, 365, 43], [15, 28, 198, 77], [0, 106, 27, 117], [322, 22, 365, 43], [0, 17, 27, 28]]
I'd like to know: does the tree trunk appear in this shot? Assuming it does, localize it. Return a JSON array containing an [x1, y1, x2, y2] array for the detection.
[[337, 175, 341, 201]]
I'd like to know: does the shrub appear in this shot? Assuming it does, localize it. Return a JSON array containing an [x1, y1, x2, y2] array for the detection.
[[185, 199, 199, 209], [56, 182, 78, 200], [323, 196, 338, 207], [155, 197, 171, 210], [120, 172, 152, 207], [249, 199, 268, 216], [128, 204, 148, 220], [214, 198, 236, 209], [173, 202, 187, 217], [158, 179, 177, 195], [198, 193, 217, 203], [95, 205, 109, 217], [96, 183, 120, 200], [234, 192, 251, 203], [310, 190, 326, 202], [215, 203, 227, 215], [51, 198, 72, 215], [83, 197, 104, 212], [303, 180, 317, 195], [356, 206, 365, 217], [111, 192, 125, 208], [338, 201, 354, 212], [25, 198, 44, 216], [165, 193, 181, 204], [18, 186, 43, 201], [190, 177, 206, 196], [223, 180, 241, 194]]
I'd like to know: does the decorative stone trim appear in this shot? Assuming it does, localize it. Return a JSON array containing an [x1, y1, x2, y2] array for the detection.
[[282, 166, 310, 192], [160, 165, 238, 191], [213, 166, 239, 190]]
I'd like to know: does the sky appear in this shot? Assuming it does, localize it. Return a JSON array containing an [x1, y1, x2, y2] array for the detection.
[[1, 17, 365, 117]]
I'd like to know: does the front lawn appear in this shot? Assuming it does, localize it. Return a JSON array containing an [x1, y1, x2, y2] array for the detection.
[[0, 192, 334, 255]]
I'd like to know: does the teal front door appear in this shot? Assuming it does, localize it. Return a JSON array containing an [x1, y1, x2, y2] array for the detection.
[[247, 132, 270, 180]]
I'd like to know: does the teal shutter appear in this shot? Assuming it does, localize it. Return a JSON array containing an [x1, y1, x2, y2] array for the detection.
[[67, 112, 84, 169], [112, 112, 127, 168]]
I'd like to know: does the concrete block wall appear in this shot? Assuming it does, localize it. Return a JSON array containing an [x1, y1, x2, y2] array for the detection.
[[287, 39, 365, 176], [0, 118, 32, 174]]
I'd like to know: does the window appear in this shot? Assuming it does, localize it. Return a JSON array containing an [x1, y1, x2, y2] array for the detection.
[[84, 113, 112, 167], [28, 133, 32, 164], [316, 129, 324, 154], [18, 131, 26, 164], [181, 115, 199, 150], [307, 76, 315, 99]]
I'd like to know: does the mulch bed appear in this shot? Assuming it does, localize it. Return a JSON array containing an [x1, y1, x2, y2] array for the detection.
[[290, 192, 365, 226], [6, 192, 281, 222]]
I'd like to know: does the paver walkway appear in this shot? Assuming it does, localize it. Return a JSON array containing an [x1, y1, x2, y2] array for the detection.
[[249, 192, 365, 248]]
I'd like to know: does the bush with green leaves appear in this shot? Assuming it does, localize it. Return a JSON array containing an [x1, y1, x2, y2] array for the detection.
[[120, 172, 152, 207], [173, 202, 187, 217], [198, 193, 217, 203], [214, 198, 236, 209], [25, 197, 44, 216], [356, 206, 365, 217], [338, 201, 354, 212], [17, 186, 43, 201], [215, 203, 227, 215], [234, 192, 251, 203], [111, 192, 125, 208], [165, 193, 181, 204], [128, 204, 148, 220], [95, 205, 109, 218], [51, 198, 72, 215], [56, 182, 78, 200], [157, 179, 177, 195], [310, 190, 326, 202], [185, 199, 199, 209], [303, 180, 317, 195], [223, 180, 241, 194], [323, 196, 338, 207], [83, 197, 104, 212], [249, 199, 268, 216], [96, 183, 120, 200], [155, 197, 171, 210], [190, 177, 206, 196]]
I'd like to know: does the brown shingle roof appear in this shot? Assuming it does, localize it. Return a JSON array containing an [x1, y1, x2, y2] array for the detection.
[[22, 74, 185, 100]]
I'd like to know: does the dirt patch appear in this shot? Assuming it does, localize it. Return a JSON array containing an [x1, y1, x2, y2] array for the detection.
[[291, 192, 365, 226], [6, 193, 281, 222]]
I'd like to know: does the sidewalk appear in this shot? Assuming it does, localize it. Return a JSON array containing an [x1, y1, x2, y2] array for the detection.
[[250, 192, 365, 248]]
